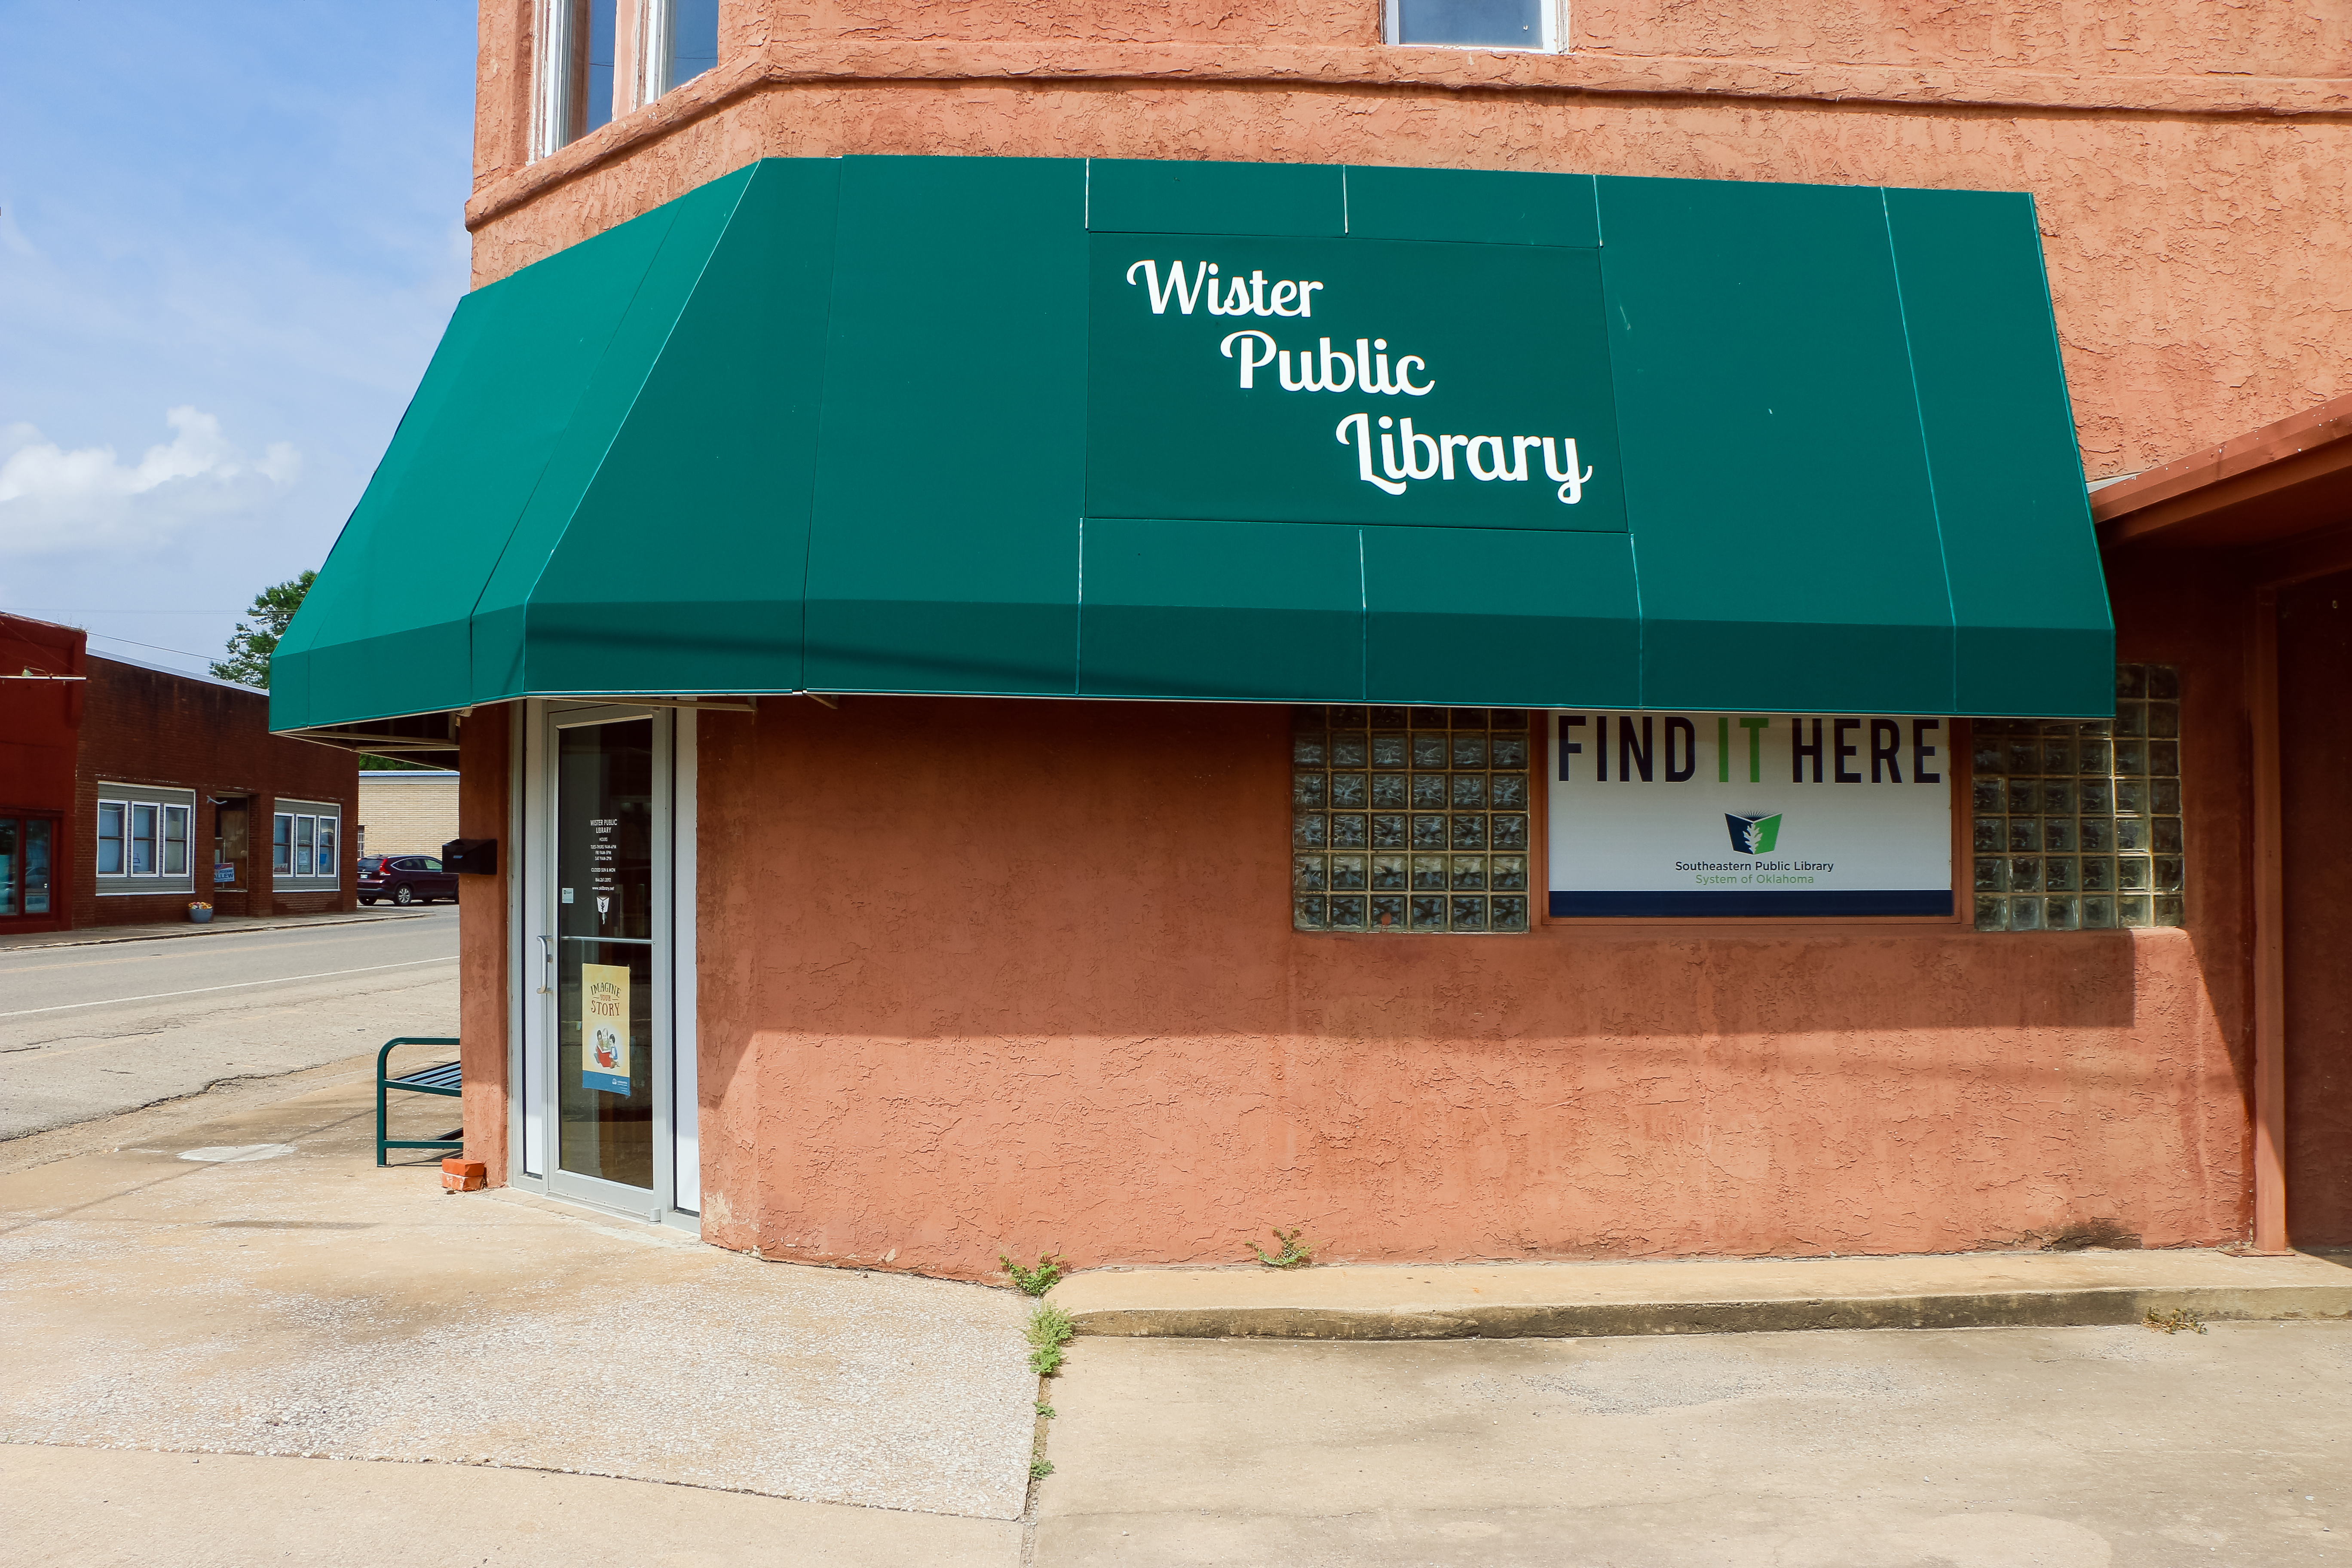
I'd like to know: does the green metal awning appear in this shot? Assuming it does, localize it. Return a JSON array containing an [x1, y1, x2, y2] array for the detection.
[[270, 156, 2111, 734]]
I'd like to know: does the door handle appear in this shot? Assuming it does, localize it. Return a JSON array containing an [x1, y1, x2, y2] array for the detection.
[[535, 933, 554, 994]]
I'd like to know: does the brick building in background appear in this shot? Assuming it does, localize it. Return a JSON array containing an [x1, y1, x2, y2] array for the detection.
[[0, 613, 83, 931], [356, 769, 461, 858], [0, 611, 357, 934]]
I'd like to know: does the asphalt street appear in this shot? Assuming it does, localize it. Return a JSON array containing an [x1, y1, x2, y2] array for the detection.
[[0, 908, 459, 1139]]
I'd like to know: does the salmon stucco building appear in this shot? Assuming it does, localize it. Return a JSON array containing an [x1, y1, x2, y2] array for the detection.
[[268, 0, 2351, 1272]]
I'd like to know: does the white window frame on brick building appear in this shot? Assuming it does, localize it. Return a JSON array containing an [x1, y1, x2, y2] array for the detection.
[[534, 0, 722, 159], [94, 784, 196, 897], [272, 799, 343, 893]]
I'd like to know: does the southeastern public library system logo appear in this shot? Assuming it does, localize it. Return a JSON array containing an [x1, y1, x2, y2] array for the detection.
[[1725, 812, 1783, 855], [1124, 258, 1597, 504]]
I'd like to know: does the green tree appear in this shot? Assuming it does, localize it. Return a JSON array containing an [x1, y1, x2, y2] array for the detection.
[[213, 570, 433, 769], [211, 570, 315, 688]]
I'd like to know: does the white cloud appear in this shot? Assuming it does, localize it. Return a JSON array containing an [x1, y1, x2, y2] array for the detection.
[[0, 407, 300, 557]]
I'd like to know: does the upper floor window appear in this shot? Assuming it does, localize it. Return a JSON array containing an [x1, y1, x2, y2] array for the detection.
[[1388, 0, 1561, 52], [536, 0, 723, 158]]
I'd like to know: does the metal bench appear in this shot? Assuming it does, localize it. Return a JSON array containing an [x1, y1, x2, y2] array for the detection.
[[377, 1036, 463, 1167]]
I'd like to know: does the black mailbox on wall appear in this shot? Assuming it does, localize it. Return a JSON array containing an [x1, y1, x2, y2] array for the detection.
[[443, 838, 498, 876]]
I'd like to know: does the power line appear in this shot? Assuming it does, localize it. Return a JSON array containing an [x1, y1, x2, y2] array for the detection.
[[83, 631, 221, 663]]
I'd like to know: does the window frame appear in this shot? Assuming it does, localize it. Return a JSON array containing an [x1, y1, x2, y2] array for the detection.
[[272, 799, 343, 892], [20, 815, 54, 916], [161, 803, 189, 877], [94, 784, 198, 896], [1384, 0, 1566, 54], [129, 802, 157, 877], [535, 0, 721, 161], [97, 801, 126, 878]]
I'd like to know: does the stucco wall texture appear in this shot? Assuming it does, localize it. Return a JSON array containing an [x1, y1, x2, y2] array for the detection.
[[665, 563, 2265, 1277], [466, 0, 2350, 483], [688, 688, 2247, 1279], [444, 565, 2276, 1274]]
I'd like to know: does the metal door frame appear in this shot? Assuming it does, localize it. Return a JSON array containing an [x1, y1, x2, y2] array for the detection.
[[509, 698, 698, 1231]]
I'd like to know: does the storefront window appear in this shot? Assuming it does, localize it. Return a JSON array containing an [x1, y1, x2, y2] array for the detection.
[[268, 802, 340, 888], [1970, 664, 2183, 931], [0, 817, 55, 919], [97, 802, 125, 876], [162, 804, 189, 876], [95, 787, 194, 892], [23, 818, 50, 914], [130, 804, 157, 875], [1293, 705, 1533, 934]]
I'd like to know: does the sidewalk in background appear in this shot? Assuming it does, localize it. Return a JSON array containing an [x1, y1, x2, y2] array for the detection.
[[0, 906, 435, 953]]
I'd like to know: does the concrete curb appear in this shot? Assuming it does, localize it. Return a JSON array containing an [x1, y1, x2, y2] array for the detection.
[[1066, 1284, 2352, 1341], [1050, 1250, 2352, 1341], [0, 911, 432, 953]]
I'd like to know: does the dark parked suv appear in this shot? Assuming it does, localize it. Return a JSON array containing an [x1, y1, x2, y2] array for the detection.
[[359, 854, 459, 906]]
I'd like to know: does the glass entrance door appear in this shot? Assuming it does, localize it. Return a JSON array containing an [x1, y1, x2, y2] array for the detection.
[[532, 706, 677, 1218], [0, 816, 55, 924], [557, 714, 657, 1190]]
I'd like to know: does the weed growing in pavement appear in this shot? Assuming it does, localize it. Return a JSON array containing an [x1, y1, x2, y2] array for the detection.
[[1027, 1303, 1076, 1376], [2145, 1308, 2208, 1335], [1251, 1227, 1316, 1269], [1001, 1252, 1070, 1296], [1028, 1394, 1060, 1483]]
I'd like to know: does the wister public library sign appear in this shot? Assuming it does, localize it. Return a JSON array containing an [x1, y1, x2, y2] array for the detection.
[[1088, 236, 1628, 533]]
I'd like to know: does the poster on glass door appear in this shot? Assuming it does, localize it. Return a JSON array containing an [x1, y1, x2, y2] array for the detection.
[[1547, 711, 1953, 918], [581, 963, 632, 1095]]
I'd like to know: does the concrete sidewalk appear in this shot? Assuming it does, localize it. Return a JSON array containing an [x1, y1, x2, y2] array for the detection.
[[1049, 1248, 2352, 1341], [4, 1445, 1020, 1568], [0, 1071, 1038, 1562], [0, 906, 432, 952], [1031, 1323, 2352, 1565]]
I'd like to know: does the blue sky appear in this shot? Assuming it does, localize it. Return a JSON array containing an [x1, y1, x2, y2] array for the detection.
[[0, 2, 478, 677]]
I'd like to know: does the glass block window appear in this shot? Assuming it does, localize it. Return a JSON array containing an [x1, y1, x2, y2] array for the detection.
[[1292, 706, 1533, 934], [1969, 664, 2183, 932]]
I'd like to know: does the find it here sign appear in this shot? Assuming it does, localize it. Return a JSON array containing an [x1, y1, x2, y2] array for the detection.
[[1547, 711, 1952, 918]]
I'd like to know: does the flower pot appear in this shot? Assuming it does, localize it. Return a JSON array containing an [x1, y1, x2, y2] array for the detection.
[[187, 904, 214, 924]]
